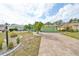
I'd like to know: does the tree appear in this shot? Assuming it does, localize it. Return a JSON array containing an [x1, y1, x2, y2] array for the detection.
[[69, 19, 73, 23], [34, 22, 44, 34], [24, 24, 32, 32], [27, 24, 32, 31], [45, 22, 52, 25], [69, 18, 79, 23], [24, 25, 28, 30], [53, 20, 64, 25]]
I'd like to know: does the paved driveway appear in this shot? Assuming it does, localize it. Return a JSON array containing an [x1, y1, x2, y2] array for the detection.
[[38, 33, 79, 56]]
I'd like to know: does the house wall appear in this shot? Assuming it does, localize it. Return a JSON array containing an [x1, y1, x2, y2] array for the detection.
[[72, 25, 79, 31]]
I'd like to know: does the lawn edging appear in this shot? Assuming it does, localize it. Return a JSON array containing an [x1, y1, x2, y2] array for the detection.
[[0, 43, 21, 56]]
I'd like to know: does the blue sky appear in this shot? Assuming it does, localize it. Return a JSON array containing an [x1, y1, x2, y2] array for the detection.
[[0, 1, 79, 25], [39, 3, 66, 19], [47, 3, 65, 16]]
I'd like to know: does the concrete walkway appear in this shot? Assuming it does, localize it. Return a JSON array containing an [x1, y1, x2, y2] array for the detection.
[[38, 33, 79, 56]]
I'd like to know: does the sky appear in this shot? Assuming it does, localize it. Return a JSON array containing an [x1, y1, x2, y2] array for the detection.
[[0, 0, 79, 25]]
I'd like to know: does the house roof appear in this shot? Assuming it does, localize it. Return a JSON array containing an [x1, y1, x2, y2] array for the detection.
[[61, 23, 79, 28]]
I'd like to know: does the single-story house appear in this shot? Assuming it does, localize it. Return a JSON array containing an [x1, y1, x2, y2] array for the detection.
[[58, 23, 79, 31], [9, 24, 24, 31]]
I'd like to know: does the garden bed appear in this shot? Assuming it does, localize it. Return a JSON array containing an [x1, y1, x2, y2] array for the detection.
[[0, 31, 21, 55], [9, 32, 41, 56]]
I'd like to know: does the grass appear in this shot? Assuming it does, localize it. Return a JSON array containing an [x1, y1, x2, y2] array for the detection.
[[62, 32, 79, 39], [9, 31, 18, 38], [9, 31, 41, 56], [0, 33, 3, 38], [22, 36, 41, 56], [0, 32, 4, 50], [18, 31, 33, 36]]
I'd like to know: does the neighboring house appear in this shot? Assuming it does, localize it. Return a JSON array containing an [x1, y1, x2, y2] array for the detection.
[[9, 24, 24, 31], [0, 24, 5, 31], [0, 24, 24, 31], [58, 23, 79, 31]]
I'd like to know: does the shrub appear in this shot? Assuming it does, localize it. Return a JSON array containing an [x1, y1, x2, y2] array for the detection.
[[10, 32, 17, 38], [8, 42, 14, 49], [9, 28, 18, 32], [16, 37, 20, 44], [76, 29, 79, 32], [64, 26, 74, 32], [0, 38, 3, 50]]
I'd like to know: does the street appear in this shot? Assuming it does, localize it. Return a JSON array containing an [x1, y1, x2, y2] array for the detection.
[[38, 33, 79, 56]]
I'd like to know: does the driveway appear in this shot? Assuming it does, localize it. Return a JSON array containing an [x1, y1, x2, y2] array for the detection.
[[38, 33, 79, 56]]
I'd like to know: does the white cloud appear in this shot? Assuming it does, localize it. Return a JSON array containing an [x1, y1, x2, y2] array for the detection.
[[0, 1, 79, 25], [0, 1, 54, 24], [49, 4, 79, 23]]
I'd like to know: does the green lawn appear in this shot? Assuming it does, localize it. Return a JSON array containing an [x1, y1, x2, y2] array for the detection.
[[62, 32, 79, 39], [0, 32, 4, 43], [0, 32, 3, 39]]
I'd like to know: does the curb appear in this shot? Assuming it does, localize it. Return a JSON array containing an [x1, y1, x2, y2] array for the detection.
[[0, 43, 21, 56]]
